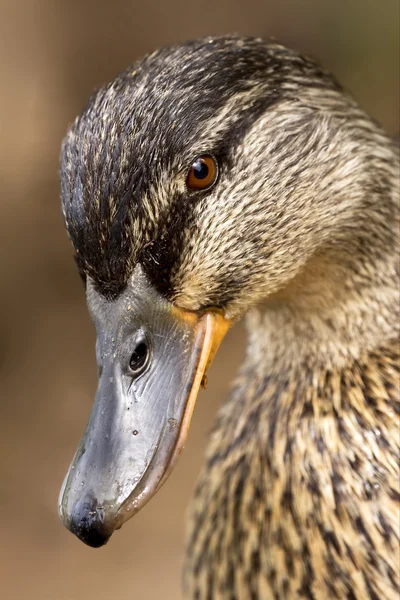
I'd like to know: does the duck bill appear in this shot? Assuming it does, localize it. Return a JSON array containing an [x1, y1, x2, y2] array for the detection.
[[58, 266, 230, 547]]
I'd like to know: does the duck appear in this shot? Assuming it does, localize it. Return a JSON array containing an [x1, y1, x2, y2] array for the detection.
[[58, 36, 400, 599]]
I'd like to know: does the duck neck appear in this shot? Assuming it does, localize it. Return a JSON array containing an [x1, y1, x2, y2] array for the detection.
[[243, 120, 400, 378], [245, 243, 399, 378]]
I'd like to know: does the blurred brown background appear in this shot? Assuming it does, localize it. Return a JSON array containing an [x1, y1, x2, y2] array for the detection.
[[0, 1, 398, 599]]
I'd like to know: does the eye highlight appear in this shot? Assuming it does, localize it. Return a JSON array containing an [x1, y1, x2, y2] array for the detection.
[[186, 155, 218, 191]]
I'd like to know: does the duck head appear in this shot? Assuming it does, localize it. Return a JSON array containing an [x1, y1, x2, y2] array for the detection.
[[58, 36, 395, 546]]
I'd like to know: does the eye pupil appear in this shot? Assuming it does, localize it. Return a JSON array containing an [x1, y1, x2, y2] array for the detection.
[[129, 341, 148, 374], [192, 160, 209, 180]]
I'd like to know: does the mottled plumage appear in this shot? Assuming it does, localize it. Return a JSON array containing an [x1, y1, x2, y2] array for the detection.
[[186, 341, 399, 599], [60, 36, 400, 599]]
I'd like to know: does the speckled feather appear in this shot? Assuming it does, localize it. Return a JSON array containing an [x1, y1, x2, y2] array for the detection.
[[60, 36, 400, 600], [61, 36, 345, 305], [185, 342, 400, 599]]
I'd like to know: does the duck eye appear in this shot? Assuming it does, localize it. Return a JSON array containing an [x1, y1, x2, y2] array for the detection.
[[129, 341, 149, 376], [186, 155, 218, 190]]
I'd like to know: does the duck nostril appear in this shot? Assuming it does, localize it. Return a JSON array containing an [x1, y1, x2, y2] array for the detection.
[[129, 341, 149, 375]]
